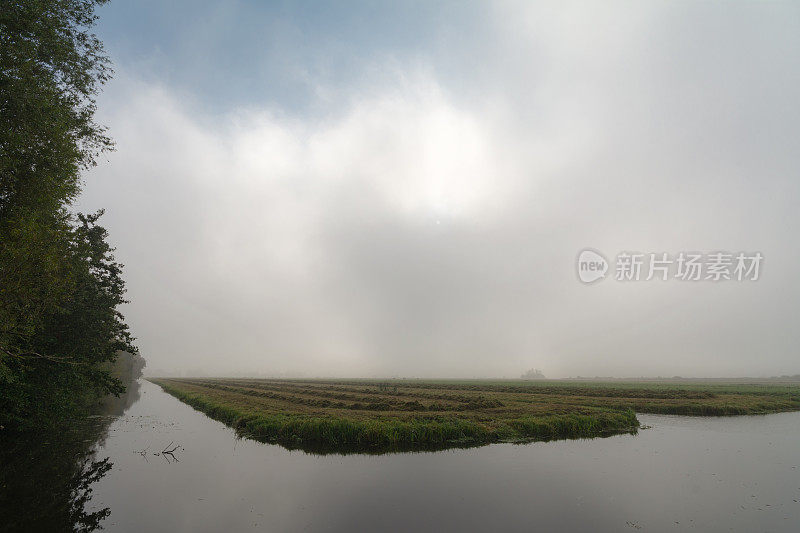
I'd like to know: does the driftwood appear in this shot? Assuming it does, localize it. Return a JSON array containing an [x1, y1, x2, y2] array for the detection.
[[153, 441, 182, 463], [134, 442, 182, 463]]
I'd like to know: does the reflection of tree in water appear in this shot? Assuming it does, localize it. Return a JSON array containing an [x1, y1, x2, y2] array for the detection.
[[1, 412, 114, 531], [100, 377, 142, 415], [0, 353, 144, 532], [100, 352, 145, 412], [70, 457, 113, 532]]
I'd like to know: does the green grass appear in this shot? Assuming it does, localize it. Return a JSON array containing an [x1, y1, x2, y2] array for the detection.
[[150, 378, 800, 454]]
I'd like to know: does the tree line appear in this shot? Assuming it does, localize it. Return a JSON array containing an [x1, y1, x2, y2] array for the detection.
[[1, 0, 139, 431]]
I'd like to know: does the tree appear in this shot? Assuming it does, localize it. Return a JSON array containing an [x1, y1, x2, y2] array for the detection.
[[0, 0, 112, 214], [521, 368, 546, 380], [0, 0, 137, 430]]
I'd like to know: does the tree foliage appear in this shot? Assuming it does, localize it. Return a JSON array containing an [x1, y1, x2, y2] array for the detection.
[[0, 0, 138, 430]]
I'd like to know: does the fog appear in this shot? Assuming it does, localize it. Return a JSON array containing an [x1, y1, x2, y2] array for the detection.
[[76, 1, 800, 378]]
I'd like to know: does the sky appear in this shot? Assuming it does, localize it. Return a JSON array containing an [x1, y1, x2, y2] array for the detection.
[[76, 0, 800, 378]]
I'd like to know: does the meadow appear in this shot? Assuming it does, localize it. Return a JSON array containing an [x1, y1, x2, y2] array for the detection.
[[151, 378, 800, 453]]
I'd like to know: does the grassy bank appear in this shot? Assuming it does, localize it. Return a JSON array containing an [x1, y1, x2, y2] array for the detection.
[[151, 378, 800, 453]]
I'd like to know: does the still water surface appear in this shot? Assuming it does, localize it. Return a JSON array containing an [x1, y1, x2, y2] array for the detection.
[[81, 380, 800, 532]]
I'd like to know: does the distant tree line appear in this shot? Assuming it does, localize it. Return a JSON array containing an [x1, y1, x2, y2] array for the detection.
[[0, 0, 139, 431]]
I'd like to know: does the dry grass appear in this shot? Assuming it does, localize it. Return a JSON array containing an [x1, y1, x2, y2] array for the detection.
[[151, 378, 800, 453]]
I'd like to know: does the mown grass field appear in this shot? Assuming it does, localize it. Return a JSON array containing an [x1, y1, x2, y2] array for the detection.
[[151, 378, 800, 453]]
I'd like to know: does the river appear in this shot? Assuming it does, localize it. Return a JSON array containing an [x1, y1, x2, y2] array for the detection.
[[4, 379, 800, 532]]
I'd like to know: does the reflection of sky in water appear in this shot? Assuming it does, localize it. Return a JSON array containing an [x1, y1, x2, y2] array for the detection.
[[85, 381, 800, 532]]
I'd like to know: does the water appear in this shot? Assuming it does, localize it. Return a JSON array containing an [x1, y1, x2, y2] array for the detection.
[[5, 380, 800, 532]]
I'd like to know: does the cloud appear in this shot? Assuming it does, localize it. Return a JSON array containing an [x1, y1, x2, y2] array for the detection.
[[82, 70, 530, 376], [79, 1, 800, 377]]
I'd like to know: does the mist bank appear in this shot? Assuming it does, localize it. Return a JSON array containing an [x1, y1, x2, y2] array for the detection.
[[145, 370, 800, 384]]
